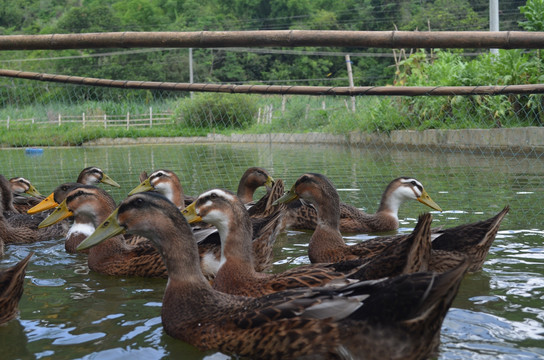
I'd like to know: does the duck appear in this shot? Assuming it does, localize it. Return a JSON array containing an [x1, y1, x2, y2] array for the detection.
[[235, 166, 275, 206], [27, 166, 120, 214], [0, 175, 67, 244], [9, 177, 44, 213], [129, 169, 190, 209], [0, 252, 33, 324], [276, 173, 508, 272], [130, 168, 285, 275], [37, 183, 101, 253], [281, 176, 442, 233], [38, 186, 167, 278], [76, 191, 469, 360], [130, 167, 274, 209], [182, 188, 437, 297]]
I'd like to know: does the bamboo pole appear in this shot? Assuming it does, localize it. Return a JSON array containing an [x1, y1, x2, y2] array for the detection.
[[1, 69, 544, 96], [0, 31, 544, 50]]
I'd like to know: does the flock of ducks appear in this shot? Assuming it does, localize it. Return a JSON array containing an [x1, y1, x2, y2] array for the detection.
[[0, 166, 510, 359]]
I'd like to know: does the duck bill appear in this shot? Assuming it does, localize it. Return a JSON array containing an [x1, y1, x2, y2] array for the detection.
[[27, 192, 58, 214], [76, 209, 125, 251], [128, 179, 154, 195], [101, 173, 121, 187], [181, 202, 202, 224], [38, 199, 73, 228], [272, 184, 299, 205], [417, 190, 442, 212], [264, 175, 275, 189], [25, 184, 42, 197]]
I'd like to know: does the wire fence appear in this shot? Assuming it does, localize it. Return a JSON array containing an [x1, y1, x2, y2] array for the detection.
[[0, 109, 172, 129], [0, 31, 543, 225]]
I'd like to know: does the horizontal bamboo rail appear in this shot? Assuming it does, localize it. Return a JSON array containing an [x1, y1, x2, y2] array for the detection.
[[0, 31, 544, 50], [1, 69, 544, 96]]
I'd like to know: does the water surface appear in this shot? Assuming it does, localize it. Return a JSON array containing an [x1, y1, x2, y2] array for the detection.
[[0, 143, 543, 359]]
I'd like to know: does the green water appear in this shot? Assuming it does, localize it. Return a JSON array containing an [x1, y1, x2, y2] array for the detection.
[[1, 143, 543, 359]]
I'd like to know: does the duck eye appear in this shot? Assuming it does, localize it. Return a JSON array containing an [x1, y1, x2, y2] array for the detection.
[[411, 181, 417, 186], [210, 193, 218, 199]]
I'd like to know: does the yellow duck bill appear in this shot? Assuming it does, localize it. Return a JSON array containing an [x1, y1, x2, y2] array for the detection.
[[128, 178, 154, 195], [38, 199, 73, 228], [76, 209, 125, 251], [181, 202, 202, 224], [27, 192, 58, 214], [272, 183, 299, 206], [101, 173, 121, 187], [417, 189, 442, 212]]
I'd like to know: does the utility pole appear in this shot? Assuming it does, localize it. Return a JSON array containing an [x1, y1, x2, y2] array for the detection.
[[490, 0, 499, 56], [345, 54, 356, 112], [189, 48, 194, 99]]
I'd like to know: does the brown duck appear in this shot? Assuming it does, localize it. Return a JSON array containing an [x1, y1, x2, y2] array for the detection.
[[282, 176, 442, 233], [130, 166, 274, 209], [27, 166, 120, 214], [77, 191, 470, 360], [276, 173, 507, 272], [38, 186, 167, 278], [0, 252, 33, 324], [0, 175, 67, 244], [183, 187, 439, 297], [9, 177, 44, 213], [130, 168, 284, 276]]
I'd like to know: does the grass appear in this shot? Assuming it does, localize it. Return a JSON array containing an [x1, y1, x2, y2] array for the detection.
[[0, 92, 540, 147]]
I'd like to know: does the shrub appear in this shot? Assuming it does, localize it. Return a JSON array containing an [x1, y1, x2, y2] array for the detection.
[[173, 93, 258, 129]]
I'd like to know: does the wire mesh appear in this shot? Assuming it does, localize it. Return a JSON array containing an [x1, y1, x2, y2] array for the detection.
[[0, 78, 542, 227]]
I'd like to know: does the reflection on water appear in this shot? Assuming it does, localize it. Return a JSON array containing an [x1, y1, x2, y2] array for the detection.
[[1, 143, 543, 359]]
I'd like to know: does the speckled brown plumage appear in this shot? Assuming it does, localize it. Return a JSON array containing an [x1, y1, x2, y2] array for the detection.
[[27, 166, 119, 215], [282, 176, 441, 233], [131, 169, 284, 277], [0, 175, 67, 244], [9, 177, 44, 214], [277, 173, 500, 273], [0, 252, 33, 324], [42, 186, 167, 278], [183, 188, 356, 297], [77, 192, 469, 360], [247, 177, 285, 220], [430, 205, 510, 272]]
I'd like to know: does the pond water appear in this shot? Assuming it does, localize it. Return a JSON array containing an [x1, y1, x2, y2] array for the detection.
[[0, 143, 543, 359]]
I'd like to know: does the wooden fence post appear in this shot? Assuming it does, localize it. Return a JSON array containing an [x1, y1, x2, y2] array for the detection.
[[126, 112, 130, 130], [267, 104, 273, 124], [104, 114, 107, 129], [149, 107, 153, 128], [82, 112, 85, 128], [58, 113, 61, 126]]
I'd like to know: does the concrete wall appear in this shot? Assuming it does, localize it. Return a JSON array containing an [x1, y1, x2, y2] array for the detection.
[[85, 127, 544, 154]]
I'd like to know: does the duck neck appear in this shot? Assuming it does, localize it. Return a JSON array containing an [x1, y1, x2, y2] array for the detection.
[[376, 190, 402, 222], [158, 216, 211, 286], [214, 210, 255, 275], [171, 183, 185, 209], [308, 191, 346, 261]]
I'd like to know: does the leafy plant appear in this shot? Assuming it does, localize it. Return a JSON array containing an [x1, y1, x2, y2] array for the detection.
[[173, 93, 258, 129]]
